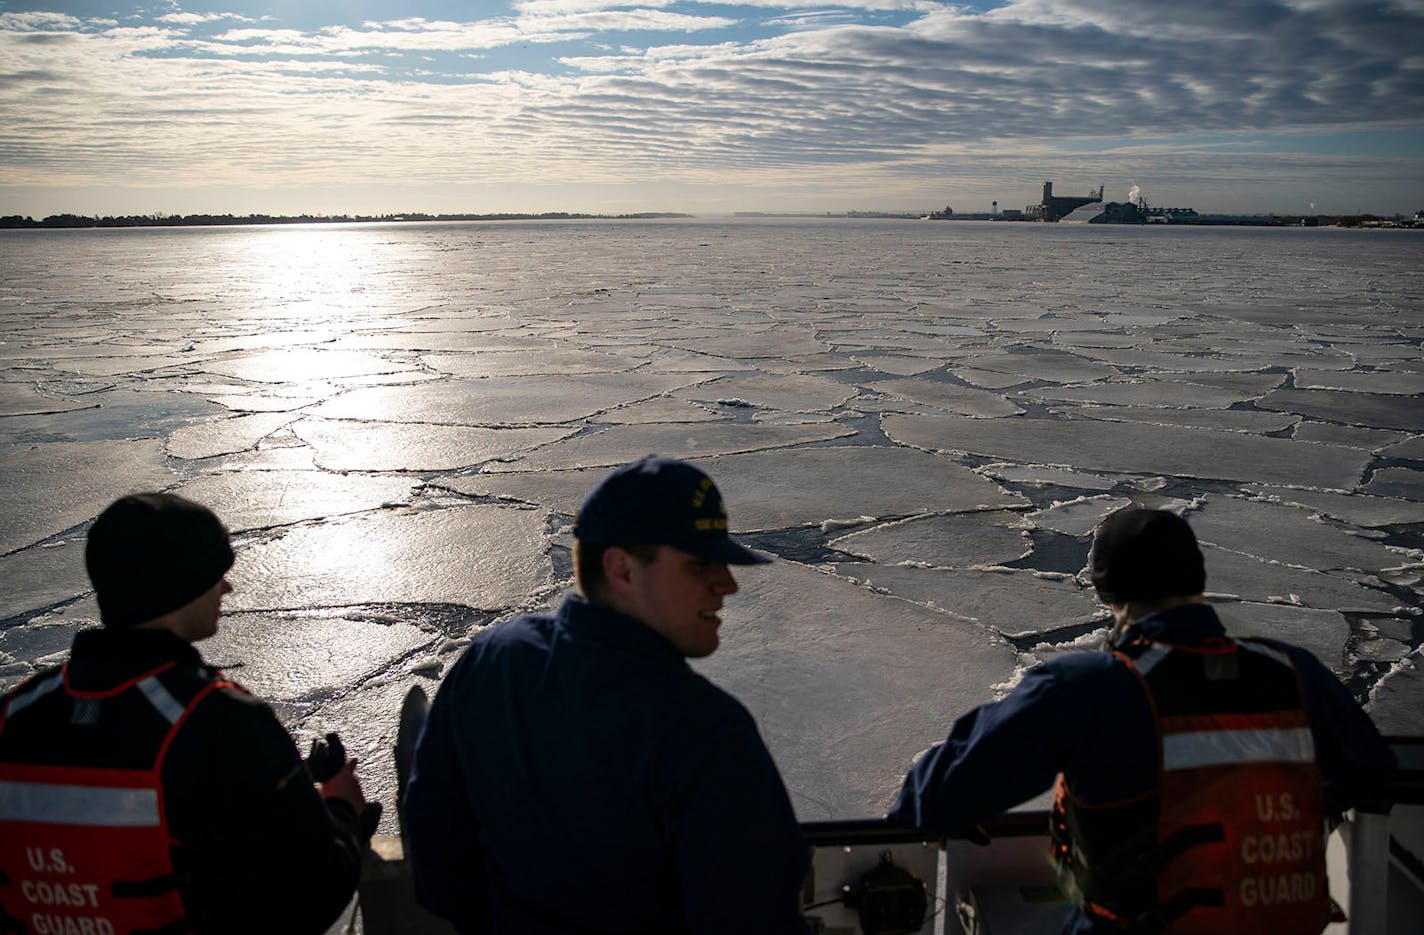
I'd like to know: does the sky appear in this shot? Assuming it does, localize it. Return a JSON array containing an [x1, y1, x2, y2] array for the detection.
[[1, 0, 1422, 217]]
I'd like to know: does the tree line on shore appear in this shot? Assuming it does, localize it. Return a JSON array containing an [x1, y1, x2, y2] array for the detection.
[[0, 211, 691, 230]]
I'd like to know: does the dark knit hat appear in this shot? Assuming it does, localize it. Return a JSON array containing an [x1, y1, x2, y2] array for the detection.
[[1089, 507, 1206, 603], [575, 456, 770, 565], [85, 493, 235, 628]]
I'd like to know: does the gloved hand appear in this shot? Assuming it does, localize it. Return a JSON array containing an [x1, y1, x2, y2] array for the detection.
[[305, 732, 347, 783]]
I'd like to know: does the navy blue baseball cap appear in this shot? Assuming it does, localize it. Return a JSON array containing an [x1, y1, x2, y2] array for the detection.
[[574, 456, 771, 565]]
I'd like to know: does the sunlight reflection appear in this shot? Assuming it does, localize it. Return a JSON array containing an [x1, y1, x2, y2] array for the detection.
[[235, 226, 384, 311]]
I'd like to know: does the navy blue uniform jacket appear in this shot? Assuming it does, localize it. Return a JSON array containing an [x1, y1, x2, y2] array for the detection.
[[886, 603, 1397, 934], [405, 594, 810, 935]]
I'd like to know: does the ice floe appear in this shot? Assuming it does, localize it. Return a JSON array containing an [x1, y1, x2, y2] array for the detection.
[[0, 439, 173, 553], [312, 373, 703, 425], [827, 564, 1103, 640], [167, 412, 297, 459], [291, 419, 577, 472], [228, 505, 554, 613], [828, 512, 1032, 567], [695, 560, 1018, 818], [172, 470, 417, 532], [883, 413, 1371, 489]]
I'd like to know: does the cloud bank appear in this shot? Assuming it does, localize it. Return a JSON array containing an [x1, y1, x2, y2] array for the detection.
[[0, 1, 1420, 214]]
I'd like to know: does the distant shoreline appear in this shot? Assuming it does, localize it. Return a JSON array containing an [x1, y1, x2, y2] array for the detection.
[[1, 210, 1420, 230], [0, 211, 693, 230]]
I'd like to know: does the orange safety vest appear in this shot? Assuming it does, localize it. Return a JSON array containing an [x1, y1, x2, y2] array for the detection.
[[0, 661, 229, 935], [1050, 636, 1331, 933]]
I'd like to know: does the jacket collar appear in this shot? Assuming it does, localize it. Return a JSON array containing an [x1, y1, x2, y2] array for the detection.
[[1114, 602, 1226, 650], [65, 626, 205, 690], [555, 593, 686, 662]]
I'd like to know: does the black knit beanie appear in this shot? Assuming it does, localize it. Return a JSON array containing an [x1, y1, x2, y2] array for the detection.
[[85, 493, 235, 628], [1089, 507, 1206, 604]]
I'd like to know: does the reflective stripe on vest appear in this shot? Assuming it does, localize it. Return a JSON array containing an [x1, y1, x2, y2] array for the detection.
[[0, 778, 160, 826], [2, 671, 64, 721], [136, 675, 186, 726], [1163, 725, 1315, 771]]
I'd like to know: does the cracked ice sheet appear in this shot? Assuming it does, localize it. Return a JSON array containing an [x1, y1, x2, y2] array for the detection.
[[882, 414, 1370, 490], [1188, 497, 1417, 577], [1149, 371, 1289, 395], [1244, 486, 1424, 528], [869, 378, 1023, 417], [311, 373, 703, 426], [330, 330, 549, 353], [949, 367, 1033, 390], [598, 397, 723, 425], [1067, 346, 1301, 374], [1382, 436, 1424, 460], [958, 352, 1119, 384], [683, 446, 1028, 532], [0, 384, 93, 417], [0, 540, 89, 621], [852, 356, 944, 376], [1292, 422, 1409, 450], [202, 349, 413, 384], [50, 354, 212, 377], [641, 348, 757, 373], [202, 611, 433, 704], [981, 464, 1124, 491], [1365, 467, 1424, 501], [1367, 649, 1424, 734], [831, 565, 1102, 640], [694, 560, 1017, 818], [1257, 388, 1424, 433], [434, 469, 607, 519], [188, 329, 357, 356], [422, 348, 637, 378], [1023, 380, 1256, 409], [1214, 602, 1349, 677], [1202, 544, 1405, 615], [290, 419, 577, 472], [205, 394, 326, 413], [482, 422, 854, 473], [1060, 406, 1298, 434], [672, 372, 857, 413], [1292, 369, 1424, 395], [172, 470, 417, 533], [167, 412, 295, 460], [1030, 496, 1134, 537], [0, 439, 174, 554], [659, 328, 829, 359], [228, 505, 554, 612], [828, 511, 1031, 567]]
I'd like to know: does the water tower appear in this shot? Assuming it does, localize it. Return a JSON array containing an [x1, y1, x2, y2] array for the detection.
[[992, 200, 998, 215]]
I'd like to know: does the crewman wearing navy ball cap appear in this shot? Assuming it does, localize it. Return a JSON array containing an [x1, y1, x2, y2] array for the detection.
[[406, 456, 809, 934]]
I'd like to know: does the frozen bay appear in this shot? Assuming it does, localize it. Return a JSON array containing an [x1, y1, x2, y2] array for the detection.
[[1, 219, 1421, 822]]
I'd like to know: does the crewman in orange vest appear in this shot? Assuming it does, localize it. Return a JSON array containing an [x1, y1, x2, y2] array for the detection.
[[889, 506, 1397, 933], [0, 492, 373, 934]]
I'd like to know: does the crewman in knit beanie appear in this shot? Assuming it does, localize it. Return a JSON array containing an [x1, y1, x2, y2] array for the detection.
[[0, 491, 373, 932], [85, 492, 236, 629]]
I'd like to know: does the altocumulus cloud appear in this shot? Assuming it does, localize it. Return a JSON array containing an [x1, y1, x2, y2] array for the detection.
[[0, 0, 1420, 211]]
